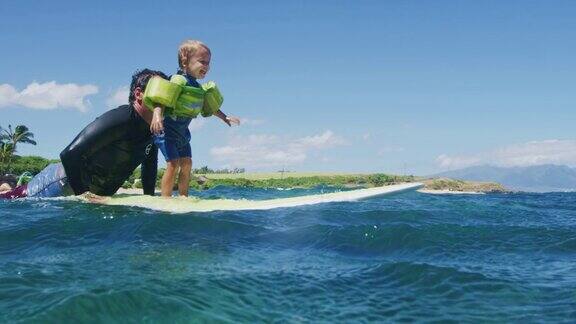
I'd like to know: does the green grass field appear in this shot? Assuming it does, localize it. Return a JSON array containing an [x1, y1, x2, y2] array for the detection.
[[185, 173, 415, 190], [202, 172, 368, 180]]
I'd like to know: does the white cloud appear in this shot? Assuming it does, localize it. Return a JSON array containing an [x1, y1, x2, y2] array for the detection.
[[362, 133, 371, 141], [106, 86, 129, 108], [0, 85, 19, 107], [189, 118, 206, 132], [436, 154, 482, 169], [210, 130, 346, 169], [240, 118, 265, 126], [291, 130, 347, 150], [436, 139, 576, 169], [0, 81, 98, 112]]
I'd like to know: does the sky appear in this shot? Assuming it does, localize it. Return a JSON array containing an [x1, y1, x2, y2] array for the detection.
[[1, 0, 575, 175]]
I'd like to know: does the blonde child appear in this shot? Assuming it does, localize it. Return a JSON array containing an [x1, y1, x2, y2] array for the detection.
[[150, 40, 240, 197]]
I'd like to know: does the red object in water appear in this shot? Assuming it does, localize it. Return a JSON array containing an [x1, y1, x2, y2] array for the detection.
[[0, 184, 28, 199]]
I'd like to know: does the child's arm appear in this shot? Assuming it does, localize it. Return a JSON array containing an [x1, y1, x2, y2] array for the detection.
[[150, 106, 165, 134], [213, 110, 240, 127]]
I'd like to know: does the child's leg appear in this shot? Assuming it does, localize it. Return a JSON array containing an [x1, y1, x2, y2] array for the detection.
[[161, 160, 179, 197], [159, 138, 182, 198], [178, 157, 192, 196]]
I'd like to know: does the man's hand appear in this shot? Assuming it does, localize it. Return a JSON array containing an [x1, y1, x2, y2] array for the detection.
[[79, 192, 108, 203], [225, 116, 241, 127], [150, 106, 164, 134]]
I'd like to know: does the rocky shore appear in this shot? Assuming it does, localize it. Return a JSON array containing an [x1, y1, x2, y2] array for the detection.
[[420, 178, 509, 194]]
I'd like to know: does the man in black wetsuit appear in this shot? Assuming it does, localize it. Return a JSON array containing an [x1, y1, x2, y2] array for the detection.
[[0, 69, 167, 199]]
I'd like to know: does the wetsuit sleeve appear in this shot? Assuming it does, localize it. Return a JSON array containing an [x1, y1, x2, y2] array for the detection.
[[60, 107, 130, 195], [141, 144, 158, 196]]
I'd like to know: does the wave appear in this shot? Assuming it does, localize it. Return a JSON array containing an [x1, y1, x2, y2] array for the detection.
[[1, 190, 575, 322]]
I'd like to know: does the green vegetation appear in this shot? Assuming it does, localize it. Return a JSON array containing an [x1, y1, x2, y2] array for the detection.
[[195, 166, 245, 174], [205, 172, 360, 180], [121, 170, 505, 193], [0, 143, 13, 173], [122, 170, 415, 190], [422, 178, 509, 193], [193, 173, 415, 189], [0, 125, 37, 175], [4, 155, 59, 176]]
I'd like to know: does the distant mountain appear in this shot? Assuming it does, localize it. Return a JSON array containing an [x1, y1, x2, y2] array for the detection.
[[432, 164, 576, 192]]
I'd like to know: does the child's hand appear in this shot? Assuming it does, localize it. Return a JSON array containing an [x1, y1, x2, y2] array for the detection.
[[225, 116, 241, 127], [150, 117, 164, 134], [150, 107, 164, 134]]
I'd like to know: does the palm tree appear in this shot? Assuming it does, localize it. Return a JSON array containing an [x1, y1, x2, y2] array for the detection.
[[0, 125, 37, 174], [1, 125, 37, 151], [0, 141, 14, 175]]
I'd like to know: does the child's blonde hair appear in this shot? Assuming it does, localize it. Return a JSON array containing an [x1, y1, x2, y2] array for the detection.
[[178, 40, 211, 71]]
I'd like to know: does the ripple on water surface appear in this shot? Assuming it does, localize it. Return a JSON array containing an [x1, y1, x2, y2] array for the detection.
[[1, 189, 575, 322]]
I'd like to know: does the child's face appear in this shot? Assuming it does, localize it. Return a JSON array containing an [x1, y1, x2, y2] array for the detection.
[[185, 47, 211, 79]]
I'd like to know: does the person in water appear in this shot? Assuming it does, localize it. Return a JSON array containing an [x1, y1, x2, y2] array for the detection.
[[0, 175, 16, 194], [149, 40, 240, 197], [0, 69, 167, 200]]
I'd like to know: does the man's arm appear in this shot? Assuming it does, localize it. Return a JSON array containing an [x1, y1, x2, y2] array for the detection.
[[141, 143, 158, 196]]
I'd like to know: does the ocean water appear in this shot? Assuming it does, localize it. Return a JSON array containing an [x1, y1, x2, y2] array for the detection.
[[1, 187, 575, 323]]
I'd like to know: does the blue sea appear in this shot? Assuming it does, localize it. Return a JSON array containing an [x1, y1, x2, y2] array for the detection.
[[1, 187, 575, 323]]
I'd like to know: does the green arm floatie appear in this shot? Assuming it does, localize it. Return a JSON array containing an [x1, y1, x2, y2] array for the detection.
[[143, 75, 223, 118], [143, 76, 182, 111], [201, 81, 223, 117]]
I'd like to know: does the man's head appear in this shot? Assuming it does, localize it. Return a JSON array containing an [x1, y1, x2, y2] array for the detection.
[[178, 40, 211, 80], [0, 175, 16, 189], [129, 69, 169, 106]]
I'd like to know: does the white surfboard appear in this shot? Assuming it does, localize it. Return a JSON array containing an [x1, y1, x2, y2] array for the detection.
[[102, 182, 423, 213]]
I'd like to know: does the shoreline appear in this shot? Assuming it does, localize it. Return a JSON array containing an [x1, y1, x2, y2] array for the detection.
[[118, 184, 486, 197], [116, 174, 509, 195], [417, 189, 484, 195]]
